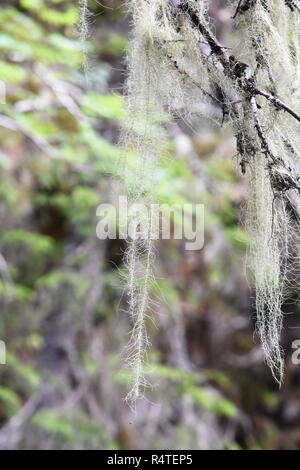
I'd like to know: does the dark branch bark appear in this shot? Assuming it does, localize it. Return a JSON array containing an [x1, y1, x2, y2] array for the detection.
[[249, 96, 276, 164], [179, 1, 230, 66], [232, 0, 258, 18], [285, 0, 300, 13], [254, 88, 300, 122]]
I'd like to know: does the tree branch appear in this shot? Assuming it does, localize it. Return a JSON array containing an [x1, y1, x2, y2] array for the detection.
[[177, 0, 300, 196], [232, 0, 257, 19], [254, 88, 300, 122], [249, 96, 276, 164], [250, 95, 300, 194], [179, 1, 300, 125]]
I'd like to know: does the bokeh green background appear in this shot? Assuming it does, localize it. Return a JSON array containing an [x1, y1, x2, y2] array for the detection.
[[0, 0, 299, 450]]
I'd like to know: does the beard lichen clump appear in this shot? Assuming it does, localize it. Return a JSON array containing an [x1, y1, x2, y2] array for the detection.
[[235, 0, 300, 382], [82, 0, 300, 401], [120, 0, 186, 405]]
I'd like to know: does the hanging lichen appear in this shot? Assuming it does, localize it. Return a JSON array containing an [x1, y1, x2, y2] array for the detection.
[[80, 1, 300, 401], [78, 0, 91, 78]]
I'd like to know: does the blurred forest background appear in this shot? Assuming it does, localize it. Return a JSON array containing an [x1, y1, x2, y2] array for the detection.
[[0, 0, 300, 450]]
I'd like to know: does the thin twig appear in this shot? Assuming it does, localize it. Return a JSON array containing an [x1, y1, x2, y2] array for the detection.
[[254, 88, 300, 122], [232, 0, 244, 19]]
